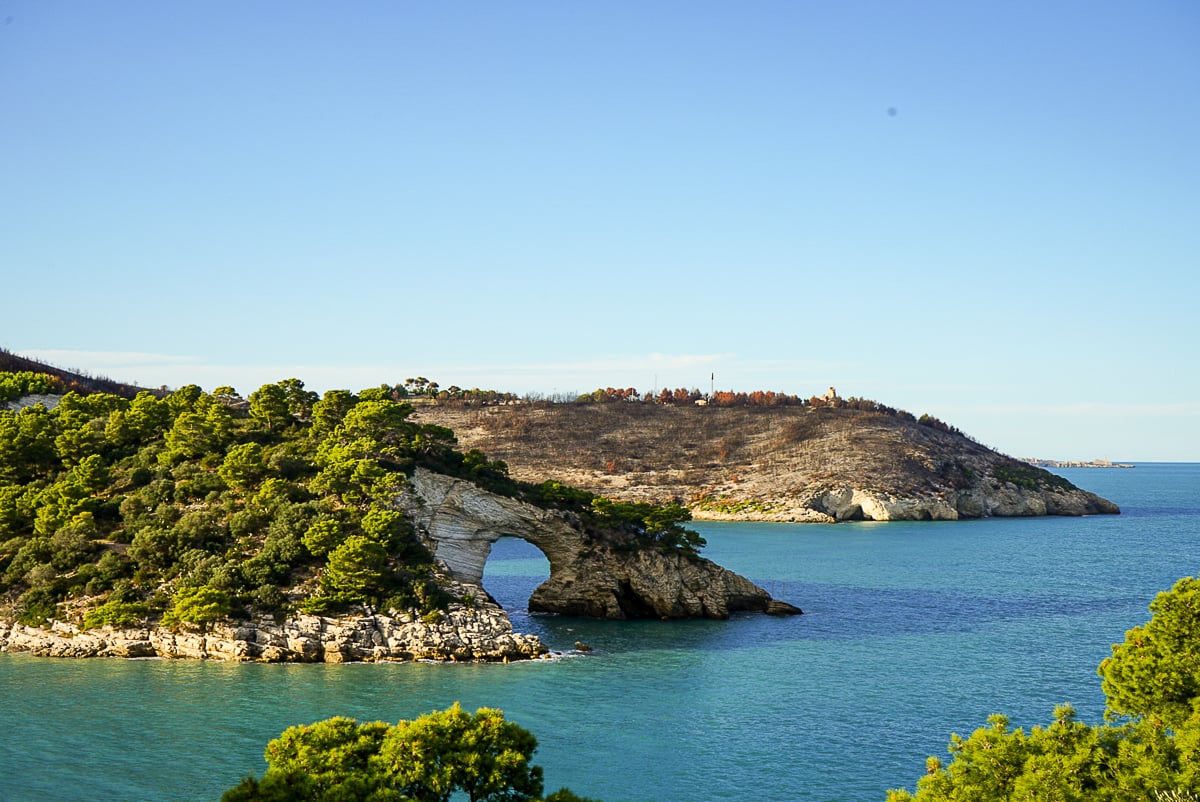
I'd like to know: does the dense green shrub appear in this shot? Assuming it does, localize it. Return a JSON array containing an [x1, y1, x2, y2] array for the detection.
[[162, 585, 232, 632], [992, 461, 1072, 491], [16, 585, 59, 625], [221, 704, 598, 802], [0, 370, 64, 402], [301, 517, 345, 557], [82, 599, 148, 629]]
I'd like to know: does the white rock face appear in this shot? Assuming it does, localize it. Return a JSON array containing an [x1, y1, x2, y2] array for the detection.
[[404, 469, 582, 585], [804, 480, 1115, 522], [814, 488, 960, 522], [3, 394, 62, 411]]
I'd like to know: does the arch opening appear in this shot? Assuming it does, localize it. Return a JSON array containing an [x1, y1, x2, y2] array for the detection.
[[481, 536, 550, 624]]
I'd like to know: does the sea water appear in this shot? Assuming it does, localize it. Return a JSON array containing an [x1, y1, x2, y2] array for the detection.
[[0, 464, 1196, 802]]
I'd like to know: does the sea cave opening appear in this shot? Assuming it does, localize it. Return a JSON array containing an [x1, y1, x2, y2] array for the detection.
[[481, 536, 550, 627]]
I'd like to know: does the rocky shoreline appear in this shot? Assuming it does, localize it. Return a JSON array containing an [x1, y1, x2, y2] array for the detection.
[[0, 603, 548, 663], [691, 481, 1120, 523]]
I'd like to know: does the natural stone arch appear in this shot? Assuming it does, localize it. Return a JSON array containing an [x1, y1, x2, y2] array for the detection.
[[403, 468, 800, 620], [403, 469, 580, 586]]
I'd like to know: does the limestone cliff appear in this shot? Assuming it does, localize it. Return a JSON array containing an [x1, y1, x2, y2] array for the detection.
[[788, 478, 1119, 523], [402, 469, 800, 620]]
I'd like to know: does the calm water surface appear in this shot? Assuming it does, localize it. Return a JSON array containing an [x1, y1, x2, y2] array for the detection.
[[1, 464, 1196, 801]]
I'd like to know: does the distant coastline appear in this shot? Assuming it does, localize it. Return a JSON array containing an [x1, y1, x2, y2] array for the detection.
[[1022, 457, 1135, 469]]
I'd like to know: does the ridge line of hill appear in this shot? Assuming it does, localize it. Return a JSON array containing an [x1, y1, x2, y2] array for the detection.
[[0, 348, 159, 400]]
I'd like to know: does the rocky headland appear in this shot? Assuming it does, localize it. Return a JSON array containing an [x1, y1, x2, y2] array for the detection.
[[1, 463, 798, 661], [411, 401, 1120, 523], [2, 367, 806, 662], [0, 362, 1107, 666], [1022, 457, 1135, 469]]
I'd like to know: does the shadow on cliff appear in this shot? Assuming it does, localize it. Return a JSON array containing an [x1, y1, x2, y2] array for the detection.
[[479, 536, 771, 655]]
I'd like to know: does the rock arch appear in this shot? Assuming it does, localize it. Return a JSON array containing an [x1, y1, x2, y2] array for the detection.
[[403, 469, 801, 620], [404, 469, 580, 586]]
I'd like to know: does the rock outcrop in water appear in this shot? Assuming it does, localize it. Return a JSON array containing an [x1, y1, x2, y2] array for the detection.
[[526, 542, 792, 619], [404, 469, 801, 620]]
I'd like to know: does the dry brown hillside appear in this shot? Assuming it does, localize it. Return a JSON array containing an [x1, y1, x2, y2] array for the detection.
[[410, 400, 1115, 522]]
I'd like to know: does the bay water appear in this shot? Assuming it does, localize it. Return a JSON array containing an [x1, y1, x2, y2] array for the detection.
[[1, 464, 1196, 801]]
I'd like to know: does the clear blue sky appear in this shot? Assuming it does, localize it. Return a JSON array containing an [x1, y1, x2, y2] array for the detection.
[[3, 2, 1197, 461]]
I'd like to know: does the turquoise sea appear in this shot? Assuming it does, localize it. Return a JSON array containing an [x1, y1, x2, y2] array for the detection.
[[1, 464, 1197, 802]]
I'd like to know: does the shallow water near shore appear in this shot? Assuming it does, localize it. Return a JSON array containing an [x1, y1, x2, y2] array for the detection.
[[1, 464, 1196, 801]]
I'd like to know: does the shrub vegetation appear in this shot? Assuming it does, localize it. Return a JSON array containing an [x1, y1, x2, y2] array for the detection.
[[221, 702, 598, 802], [991, 460, 1073, 491]]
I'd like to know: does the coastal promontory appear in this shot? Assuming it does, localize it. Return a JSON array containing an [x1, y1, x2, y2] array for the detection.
[[0, 366, 797, 664], [411, 391, 1120, 523]]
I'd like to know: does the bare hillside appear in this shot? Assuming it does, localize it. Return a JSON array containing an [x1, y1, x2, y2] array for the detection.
[[412, 402, 1119, 522]]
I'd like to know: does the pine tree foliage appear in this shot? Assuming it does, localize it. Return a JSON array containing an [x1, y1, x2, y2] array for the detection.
[[221, 703, 598, 802]]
